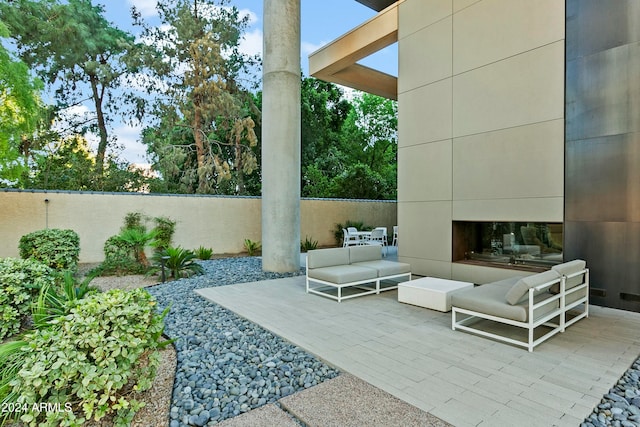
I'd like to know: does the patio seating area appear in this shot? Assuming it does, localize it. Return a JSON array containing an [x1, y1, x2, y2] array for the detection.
[[198, 273, 640, 427]]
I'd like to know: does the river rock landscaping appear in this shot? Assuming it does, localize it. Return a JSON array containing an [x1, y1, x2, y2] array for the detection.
[[145, 257, 340, 426]]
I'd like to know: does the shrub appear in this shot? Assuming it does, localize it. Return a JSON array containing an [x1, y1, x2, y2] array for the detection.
[[95, 235, 144, 276], [152, 247, 204, 279], [0, 258, 56, 340], [18, 229, 80, 272], [300, 236, 318, 252], [152, 216, 176, 253], [194, 246, 213, 260], [2, 289, 169, 426], [32, 271, 99, 329], [123, 211, 145, 232]]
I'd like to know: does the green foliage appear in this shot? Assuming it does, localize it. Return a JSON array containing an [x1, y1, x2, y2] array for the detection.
[[300, 81, 397, 200], [94, 235, 145, 276], [0, 0, 142, 174], [117, 228, 157, 268], [25, 136, 153, 192], [0, 339, 27, 422], [300, 236, 318, 252], [1, 289, 168, 426], [333, 162, 394, 200], [32, 271, 98, 329], [0, 258, 55, 341], [136, 0, 260, 195], [153, 216, 176, 253], [152, 247, 204, 279], [194, 246, 213, 260], [124, 212, 146, 231], [97, 213, 177, 276], [18, 228, 80, 272], [0, 21, 45, 188], [243, 239, 261, 256]]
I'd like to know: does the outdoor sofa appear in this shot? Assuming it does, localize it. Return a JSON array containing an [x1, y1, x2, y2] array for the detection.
[[451, 260, 589, 351], [306, 246, 411, 302]]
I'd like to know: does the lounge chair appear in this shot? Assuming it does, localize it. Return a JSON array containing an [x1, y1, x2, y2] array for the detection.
[[451, 260, 589, 351]]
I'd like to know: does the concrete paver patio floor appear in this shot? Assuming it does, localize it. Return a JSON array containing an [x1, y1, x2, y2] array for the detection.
[[197, 276, 640, 427]]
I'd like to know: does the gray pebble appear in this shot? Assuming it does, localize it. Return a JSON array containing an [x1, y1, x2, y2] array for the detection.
[[145, 258, 340, 425]]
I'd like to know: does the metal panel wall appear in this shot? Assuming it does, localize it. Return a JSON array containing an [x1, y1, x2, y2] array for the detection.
[[566, 0, 640, 310]]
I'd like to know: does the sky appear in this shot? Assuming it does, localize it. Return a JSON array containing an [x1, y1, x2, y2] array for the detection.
[[93, 0, 398, 164]]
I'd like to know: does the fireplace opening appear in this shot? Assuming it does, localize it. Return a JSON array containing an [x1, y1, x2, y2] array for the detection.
[[453, 221, 563, 271]]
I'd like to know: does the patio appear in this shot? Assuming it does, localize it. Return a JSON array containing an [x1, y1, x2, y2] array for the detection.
[[198, 269, 640, 427]]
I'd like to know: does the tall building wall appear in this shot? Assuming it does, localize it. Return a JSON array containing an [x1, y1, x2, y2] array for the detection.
[[565, 0, 640, 311], [397, 0, 565, 282]]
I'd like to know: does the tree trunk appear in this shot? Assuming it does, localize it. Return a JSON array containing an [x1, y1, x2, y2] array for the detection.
[[192, 106, 207, 193], [235, 138, 244, 194], [89, 75, 108, 176]]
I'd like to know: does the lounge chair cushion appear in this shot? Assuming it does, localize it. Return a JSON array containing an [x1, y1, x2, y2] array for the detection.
[[307, 248, 350, 269], [308, 265, 378, 285], [352, 260, 411, 277], [551, 259, 587, 292], [451, 278, 558, 322], [349, 245, 381, 263], [505, 270, 561, 305]]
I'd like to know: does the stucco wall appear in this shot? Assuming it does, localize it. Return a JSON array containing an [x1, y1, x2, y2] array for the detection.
[[397, 0, 565, 280], [0, 191, 396, 263]]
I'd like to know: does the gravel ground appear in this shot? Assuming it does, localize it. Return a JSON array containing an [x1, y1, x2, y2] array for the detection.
[[143, 257, 340, 427]]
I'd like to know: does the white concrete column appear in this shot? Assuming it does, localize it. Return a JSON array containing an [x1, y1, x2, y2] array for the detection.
[[261, 0, 301, 272]]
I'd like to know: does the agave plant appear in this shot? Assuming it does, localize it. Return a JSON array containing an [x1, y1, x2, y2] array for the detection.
[[243, 239, 261, 256], [153, 246, 204, 279], [300, 236, 318, 252]]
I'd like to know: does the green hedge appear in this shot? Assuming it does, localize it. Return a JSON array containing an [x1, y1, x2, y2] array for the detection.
[[0, 258, 56, 340], [6, 289, 168, 426], [18, 229, 80, 272]]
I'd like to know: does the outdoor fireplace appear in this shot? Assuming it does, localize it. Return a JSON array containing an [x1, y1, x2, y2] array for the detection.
[[452, 221, 563, 271]]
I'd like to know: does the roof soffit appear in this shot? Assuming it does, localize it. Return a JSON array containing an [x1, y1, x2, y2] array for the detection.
[[308, 2, 399, 100]]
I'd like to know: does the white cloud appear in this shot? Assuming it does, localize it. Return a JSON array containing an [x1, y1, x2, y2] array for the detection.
[[112, 123, 149, 164], [302, 40, 327, 56], [239, 28, 263, 58], [127, 0, 157, 18]]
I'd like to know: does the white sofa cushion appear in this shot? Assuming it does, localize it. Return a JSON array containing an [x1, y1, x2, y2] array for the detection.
[[352, 260, 411, 277], [505, 270, 561, 305], [307, 247, 350, 269], [349, 245, 381, 263], [308, 265, 378, 285], [551, 259, 587, 291]]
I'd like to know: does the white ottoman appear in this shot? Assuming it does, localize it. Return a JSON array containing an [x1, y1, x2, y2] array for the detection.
[[398, 277, 474, 312]]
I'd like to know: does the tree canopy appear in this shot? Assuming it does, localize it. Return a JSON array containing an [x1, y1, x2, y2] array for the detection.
[[135, 0, 260, 195], [0, 21, 43, 186], [0, 0, 141, 175], [0, 1, 398, 199]]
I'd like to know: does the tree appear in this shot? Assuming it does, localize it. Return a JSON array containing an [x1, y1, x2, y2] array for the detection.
[[0, 20, 44, 186], [300, 77, 351, 197], [136, 0, 260, 194], [0, 0, 140, 175], [299, 79, 397, 200], [336, 92, 397, 199], [27, 135, 152, 192]]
